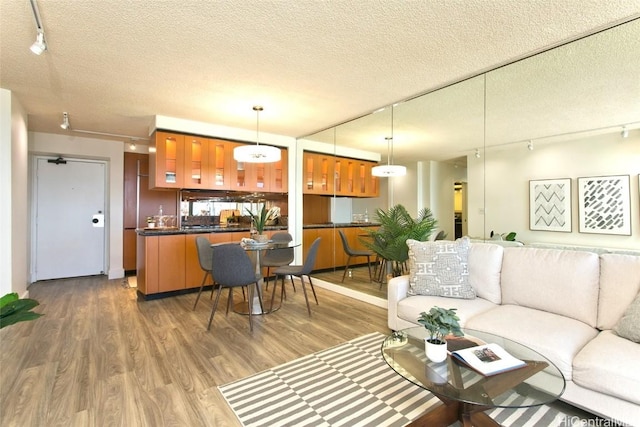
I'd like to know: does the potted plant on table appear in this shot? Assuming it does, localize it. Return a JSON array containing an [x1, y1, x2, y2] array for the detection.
[[245, 204, 274, 242], [418, 306, 463, 363]]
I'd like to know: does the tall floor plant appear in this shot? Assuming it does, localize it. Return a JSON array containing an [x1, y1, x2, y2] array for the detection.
[[361, 204, 437, 277]]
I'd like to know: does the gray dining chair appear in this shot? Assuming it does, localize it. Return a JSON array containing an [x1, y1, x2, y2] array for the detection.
[[208, 243, 263, 331], [261, 232, 295, 293], [272, 237, 321, 316], [338, 229, 373, 282], [193, 236, 216, 310]]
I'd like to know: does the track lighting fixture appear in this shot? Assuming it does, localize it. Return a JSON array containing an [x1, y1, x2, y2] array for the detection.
[[233, 106, 281, 163], [60, 112, 70, 130], [475, 148, 481, 159], [621, 126, 629, 138], [30, 31, 47, 55], [129, 141, 137, 150], [29, 0, 47, 55], [527, 140, 534, 151]]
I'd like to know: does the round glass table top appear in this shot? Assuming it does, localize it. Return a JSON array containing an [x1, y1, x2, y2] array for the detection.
[[382, 327, 566, 408]]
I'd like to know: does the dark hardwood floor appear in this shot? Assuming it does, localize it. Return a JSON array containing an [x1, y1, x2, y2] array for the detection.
[[0, 275, 390, 426]]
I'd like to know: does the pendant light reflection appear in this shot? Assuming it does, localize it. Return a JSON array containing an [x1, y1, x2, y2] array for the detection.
[[233, 106, 281, 163], [371, 105, 406, 177]]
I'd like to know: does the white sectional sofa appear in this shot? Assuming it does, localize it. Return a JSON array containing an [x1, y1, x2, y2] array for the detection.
[[388, 242, 640, 425]]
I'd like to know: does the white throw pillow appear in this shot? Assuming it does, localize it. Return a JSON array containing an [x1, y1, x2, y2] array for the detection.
[[406, 237, 475, 299], [614, 292, 640, 343]]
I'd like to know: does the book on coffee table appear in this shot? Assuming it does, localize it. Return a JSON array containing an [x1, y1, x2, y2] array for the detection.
[[450, 343, 527, 376]]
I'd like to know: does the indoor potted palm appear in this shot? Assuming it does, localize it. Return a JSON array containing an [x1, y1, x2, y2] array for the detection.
[[361, 204, 437, 278], [418, 306, 463, 362]]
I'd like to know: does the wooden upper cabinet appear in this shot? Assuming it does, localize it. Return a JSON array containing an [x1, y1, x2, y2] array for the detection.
[[304, 152, 333, 195], [150, 132, 285, 192], [150, 131, 185, 189], [210, 138, 232, 190], [184, 135, 210, 189], [270, 150, 288, 193]]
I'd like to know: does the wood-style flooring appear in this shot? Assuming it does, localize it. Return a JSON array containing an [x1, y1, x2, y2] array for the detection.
[[314, 265, 387, 299], [0, 275, 390, 427]]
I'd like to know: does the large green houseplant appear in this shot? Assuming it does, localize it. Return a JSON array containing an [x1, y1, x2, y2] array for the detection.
[[361, 204, 437, 276], [0, 293, 43, 329]]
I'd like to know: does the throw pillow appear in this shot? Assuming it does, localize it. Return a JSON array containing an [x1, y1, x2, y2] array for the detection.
[[614, 291, 640, 343], [406, 237, 475, 299]]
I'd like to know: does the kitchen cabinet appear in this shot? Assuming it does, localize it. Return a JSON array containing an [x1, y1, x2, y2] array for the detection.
[[137, 234, 186, 294], [302, 226, 379, 272], [230, 142, 287, 193], [150, 131, 185, 189], [303, 151, 378, 197], [303, 152, 333, 195], [183, 135, 211, 189], [210, 138, 232, 190], [150, 132, 286, 192]]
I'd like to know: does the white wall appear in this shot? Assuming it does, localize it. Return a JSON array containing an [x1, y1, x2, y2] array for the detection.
[[0, 89, 30, 298], [470, 130, 640, 249], [30, 132, 125, 279]]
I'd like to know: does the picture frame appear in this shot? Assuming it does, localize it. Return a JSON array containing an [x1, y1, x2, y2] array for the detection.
[[578, 175, 631, 235], [529, 178, 572, 232]]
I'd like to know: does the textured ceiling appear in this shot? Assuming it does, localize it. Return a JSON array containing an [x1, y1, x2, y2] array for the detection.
[[1, 0, 639, 161]]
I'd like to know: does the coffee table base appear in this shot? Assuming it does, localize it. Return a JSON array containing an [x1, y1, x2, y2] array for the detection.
[[409, 398, 498, 427]]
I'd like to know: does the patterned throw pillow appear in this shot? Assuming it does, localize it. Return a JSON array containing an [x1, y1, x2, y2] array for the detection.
[[406, 237, 475, 299], [614, 292, 640, 343]]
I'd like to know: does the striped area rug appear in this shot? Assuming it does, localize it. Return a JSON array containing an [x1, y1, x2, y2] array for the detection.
[[219, 332, 569, 427]]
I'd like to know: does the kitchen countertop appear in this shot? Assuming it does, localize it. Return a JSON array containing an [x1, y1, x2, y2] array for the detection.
[[136, 222, 379, 236]]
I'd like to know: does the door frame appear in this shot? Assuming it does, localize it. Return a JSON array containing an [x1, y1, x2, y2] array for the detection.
[[30, 155, 109, 282]]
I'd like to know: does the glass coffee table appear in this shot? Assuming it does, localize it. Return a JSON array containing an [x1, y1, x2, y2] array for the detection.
[[382, 327, 566, 426]]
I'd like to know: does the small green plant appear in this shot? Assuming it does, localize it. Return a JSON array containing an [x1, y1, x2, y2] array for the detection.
[[245, 204, 273, 234], [418, 306, 463, 344], [0, 293, 43, 329]]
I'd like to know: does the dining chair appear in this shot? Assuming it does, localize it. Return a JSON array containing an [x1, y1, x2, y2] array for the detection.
[[272, 237, 321, 316], [208, 243, 263, 331], [260, 232, 294, 293], [193, 236, 216, 310], [338, 229, 373, 282]]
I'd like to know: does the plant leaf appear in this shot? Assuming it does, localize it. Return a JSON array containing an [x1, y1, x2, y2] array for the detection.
[[0, 293, 19, 309]]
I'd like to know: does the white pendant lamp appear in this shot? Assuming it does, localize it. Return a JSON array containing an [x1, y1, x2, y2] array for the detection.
[[372, 105, 406, 177], [233, 106, 281, 163]]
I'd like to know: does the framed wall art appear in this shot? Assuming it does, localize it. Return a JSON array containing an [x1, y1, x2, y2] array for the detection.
[[578, 175, 631, 235], [529, 178, 571, 232]]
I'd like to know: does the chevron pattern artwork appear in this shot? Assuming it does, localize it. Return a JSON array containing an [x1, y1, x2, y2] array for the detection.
[[529, 178, 571, 232], [578, 175, 631, 235]]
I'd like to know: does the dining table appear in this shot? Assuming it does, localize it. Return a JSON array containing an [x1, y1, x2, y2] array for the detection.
[[214, 239, 300, 315]]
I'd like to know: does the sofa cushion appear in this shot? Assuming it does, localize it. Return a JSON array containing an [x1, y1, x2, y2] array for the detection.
[[500, 247, 600, 327], [406, 237, 475, 299], [614, 292, 640, 343], [573, 330, 640, 405], [597, 254, 640, 330], [468, 243, 503, 304], [397, 294, 497, 328], [465, 305, 598, 380]]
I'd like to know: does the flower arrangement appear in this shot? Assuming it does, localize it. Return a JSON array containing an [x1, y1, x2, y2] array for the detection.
[[245, 204, 274, 235]]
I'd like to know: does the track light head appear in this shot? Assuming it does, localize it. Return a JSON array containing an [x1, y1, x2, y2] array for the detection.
[[475, 148, 481, 159], [621, 126, 629, 138], [60, 112, 70, 130], [129, 141, 137, 150], [527, 140, 534, 151], [30, 31, 47, 55]]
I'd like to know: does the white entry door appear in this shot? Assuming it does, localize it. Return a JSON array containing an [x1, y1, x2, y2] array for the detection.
[[35, 157, 106, 280]]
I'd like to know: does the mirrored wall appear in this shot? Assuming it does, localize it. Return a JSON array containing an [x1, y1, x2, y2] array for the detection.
[[300, 18, 640, 297]]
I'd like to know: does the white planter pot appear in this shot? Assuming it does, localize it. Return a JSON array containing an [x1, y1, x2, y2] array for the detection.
[[424, 338, 448, 363]]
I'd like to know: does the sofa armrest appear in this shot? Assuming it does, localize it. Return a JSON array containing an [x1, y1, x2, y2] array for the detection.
[[388, 274, 410, 330]]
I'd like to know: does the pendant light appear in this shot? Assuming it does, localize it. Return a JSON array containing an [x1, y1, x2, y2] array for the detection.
[[233, 106, 281, 163], [372, 105, 406, 177]]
